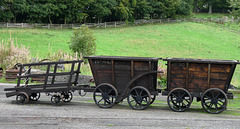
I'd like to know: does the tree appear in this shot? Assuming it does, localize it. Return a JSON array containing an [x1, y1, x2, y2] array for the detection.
[[0, 0, 14, 22], [229, 0, 240, 20], [176, 0, 193, 16], [87, 0, 116, 23], [69, 25, 96, 58]]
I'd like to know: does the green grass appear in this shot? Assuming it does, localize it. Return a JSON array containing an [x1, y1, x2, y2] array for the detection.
[[0, 22, 240, 86], [192, 13, 230, 19]]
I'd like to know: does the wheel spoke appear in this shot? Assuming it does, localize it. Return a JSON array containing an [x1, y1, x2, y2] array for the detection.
[[215, 92, 220, 99], [107, 89, 113, 94], [139, 90, 143, 96], [214, 104, 218, 111], [98, 98, 104, 103], [204, 95, 211, 99], [171, 93, 177, 98], [211, 91, 215, 98], [181, 92, 186, 98], [135, 89, 139, 96], [98, 88, 104, 94]]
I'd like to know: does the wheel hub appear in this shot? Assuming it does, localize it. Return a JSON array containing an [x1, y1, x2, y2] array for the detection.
[[176, 97, 183, 103], [102, 93, 109, 100], [136, 96, 142, 102], [211, 98, 217, 104]]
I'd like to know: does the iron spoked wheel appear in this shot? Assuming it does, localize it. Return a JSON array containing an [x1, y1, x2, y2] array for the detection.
[[201, 88, 228, 114], [29, 93, 40, 101], [51, 94, 63, 106], [16, 92, 29, 104], [62, 91, 73, 102], [127, 86, 151, 110], [93, 83, 118, 108], [167, 88, 192, 112]]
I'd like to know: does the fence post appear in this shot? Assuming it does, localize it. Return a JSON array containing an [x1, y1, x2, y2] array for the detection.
[[7, 23, 8, 28], [22, 23, 24, 28], [105, 22, 106, 27], [48, 24, 50, 29], [115, 21, 116, 27], [168, 18, 170, 22], [61, 24, 62, 29], [72, 24, 74, 29], [35, 23, 37, 28], [160, 19, 161, 23]]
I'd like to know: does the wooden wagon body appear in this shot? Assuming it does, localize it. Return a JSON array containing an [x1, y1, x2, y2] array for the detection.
[[163, 58, 239, 113], [85, 56, 162, 109]]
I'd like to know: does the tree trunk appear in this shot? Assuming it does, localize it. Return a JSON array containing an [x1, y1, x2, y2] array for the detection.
[[64, 15, 67, 24], [48, 15, 52, 24], [208, 3, 212, 14], [193, 0, 198, 13]]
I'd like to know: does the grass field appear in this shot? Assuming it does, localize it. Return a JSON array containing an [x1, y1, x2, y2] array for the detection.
[[192, 13, 230, 18], [0, 22, 239, 86]]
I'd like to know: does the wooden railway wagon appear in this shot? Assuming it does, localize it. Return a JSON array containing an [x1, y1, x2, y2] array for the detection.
[[162, 58, 239, 114], [84, 56, 162, 110], [4, 60, 85, 106]]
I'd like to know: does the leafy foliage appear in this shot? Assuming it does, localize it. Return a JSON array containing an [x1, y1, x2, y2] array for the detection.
[[0, 0, 195, 23], [69, 25, 96, 59], [229, 0, 240, 20]]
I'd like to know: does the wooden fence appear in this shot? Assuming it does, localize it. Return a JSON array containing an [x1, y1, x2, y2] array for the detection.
[[0, 18, 239, 34], [0, 18, 183, 29]]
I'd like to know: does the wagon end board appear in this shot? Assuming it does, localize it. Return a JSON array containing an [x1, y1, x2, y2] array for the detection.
[[163, 58, 238, 94]]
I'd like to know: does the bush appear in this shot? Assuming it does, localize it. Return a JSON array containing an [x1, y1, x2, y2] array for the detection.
[[0, 38, 31, 69], [69, 25, 96, 59]]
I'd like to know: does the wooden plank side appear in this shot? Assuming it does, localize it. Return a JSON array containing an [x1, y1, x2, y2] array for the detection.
[[210, 64, 231, 73], [134, 61, 149, 71], [188, 63, 208, 92], [210, 64, 231, 91], [169, 62, 186, 90], [189, 63, 208, 72], [114, 60, 131, 94]]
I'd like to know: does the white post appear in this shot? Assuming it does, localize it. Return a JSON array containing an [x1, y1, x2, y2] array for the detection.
[[22, 23, 24, 28], [48, 24, 50, 29], [105, 22, 106, 27], [160, 19, 161, 23], [7, 23, 8, 28], [115, 21, 116, 27]]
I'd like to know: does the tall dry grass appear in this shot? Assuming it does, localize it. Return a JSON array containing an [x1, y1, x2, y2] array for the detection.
[[0, 38, 31, 69]]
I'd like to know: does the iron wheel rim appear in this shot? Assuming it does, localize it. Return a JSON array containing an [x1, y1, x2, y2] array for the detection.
[[93, 83, 118, 108], [167, 88, 192, 112], [201, 88, 227, 114], [30, 93, 40, 101], [127, 86, 151, 110], [16, 92, 29, 104]]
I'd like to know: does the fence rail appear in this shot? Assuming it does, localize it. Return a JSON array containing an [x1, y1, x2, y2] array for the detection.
[[0, 18, 239, 33], [0, 18, 184, 29]]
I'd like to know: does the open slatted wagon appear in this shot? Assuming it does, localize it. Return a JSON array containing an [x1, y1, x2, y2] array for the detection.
[[162, 58, 239, 114], [4, 60, 85, 106], [84, 56, 162, 110]]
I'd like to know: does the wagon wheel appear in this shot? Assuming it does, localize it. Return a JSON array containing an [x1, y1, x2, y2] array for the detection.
[[127, 86, 151, 110], [201, 88, 228, 114], [16, 92, 29, 104], [51, 94, 63, 106], [62, 91, 73, 102], [167, 88, 192, 112], [29, 93, 41, 101], [93, 83, 118, 108]]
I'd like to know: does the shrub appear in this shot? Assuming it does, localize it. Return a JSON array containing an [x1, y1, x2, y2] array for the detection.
[[0, 38, 31, 69], [69, 25, 96, 59]]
